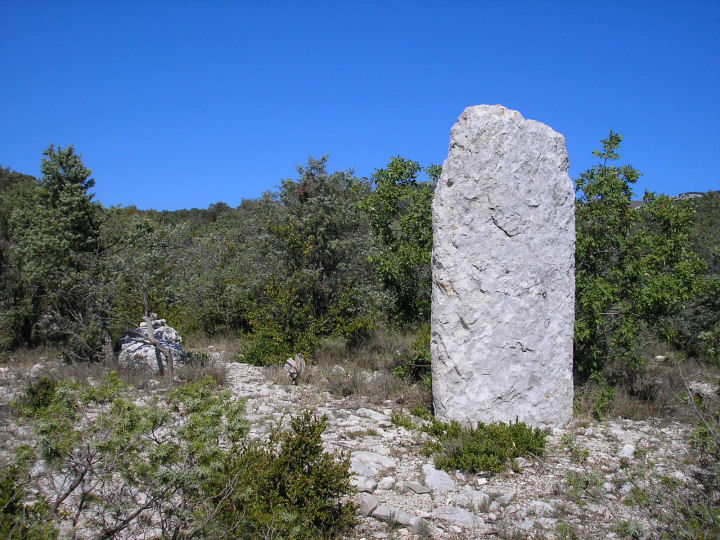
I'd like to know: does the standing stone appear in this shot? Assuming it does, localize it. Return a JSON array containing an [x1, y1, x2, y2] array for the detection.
[[431, 105, 574, 428]]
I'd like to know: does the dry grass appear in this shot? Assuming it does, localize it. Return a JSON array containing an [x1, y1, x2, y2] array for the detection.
[[184, 332, 246, 358], [310, 332, 431, 409], [259, 331, 431, 409], [0, 346, 59, 367], [575, 350, 720, 423]]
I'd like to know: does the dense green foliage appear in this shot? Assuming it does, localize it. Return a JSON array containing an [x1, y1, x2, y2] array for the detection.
[[210, 411, 356, 539], [0, 462, 57, 539], [12, 374, 354, 538], [362, 157, 437, 324], [574, 132, 704, 380], [1, 137, 717, 377], [0, 150, 439, 365], [663, 191, 720, 362]]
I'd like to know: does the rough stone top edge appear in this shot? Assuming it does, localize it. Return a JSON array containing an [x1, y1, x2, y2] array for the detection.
[[456, 104, 566, 142]]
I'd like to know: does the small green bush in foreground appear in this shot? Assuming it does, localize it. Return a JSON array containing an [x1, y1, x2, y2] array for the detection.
[[422, 418, 547, 474], [209, 411, 356, 539]]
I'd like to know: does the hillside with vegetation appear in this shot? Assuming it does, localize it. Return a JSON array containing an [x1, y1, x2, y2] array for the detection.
[[0, 135, 718, 538]]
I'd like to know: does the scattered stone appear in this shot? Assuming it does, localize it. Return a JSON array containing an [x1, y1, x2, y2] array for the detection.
[[353, 476, 378, 493], [449, 489, 489, 509], [516, 519, 535, 531], [397, 480, 431, 495], [371, 505, 421, 529], [619, 444, 636, 459], [357, 493, 379, 516], [118, 317, 186, 373], [350, 451, 398, 476], [431, 505, 476, 526], [422, 463, 456, 493], [528, 500, 555, 516], [431, 104, 575, 428], [356, 408, 390, 422], [377, 476, 396, 490]]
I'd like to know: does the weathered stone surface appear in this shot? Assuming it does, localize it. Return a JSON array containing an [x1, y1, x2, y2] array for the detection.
[[449, 489, 490, 509], [371, 505, 421, 528], [431, 505, 477, 526], [350, 451, 398, 476], [397, 480, 431, 495], [356, 493, 379, 516], [422, 463, 456, 493], [377, 476, 396, 490], [431, 104, 575, 428], [352, 475, 378, 493]]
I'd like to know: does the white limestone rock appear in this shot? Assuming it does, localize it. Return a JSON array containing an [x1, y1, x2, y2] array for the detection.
[[431, 104, 575, 428], [350, 451, 398, 476], [356, 493, 379, 516], [118, 318, 187, 373], [431, 505, 477, 526], [422, 463, 456, 493], [352, 475, 378, 493], [377, 476, 396, 490], [371, 505, 421, 529]]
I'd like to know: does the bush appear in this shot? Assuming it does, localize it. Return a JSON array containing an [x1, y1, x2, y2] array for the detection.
[[208, 411, 356, 539], [0, 462, 57, 539], [421, 418, 547, 474], [17, 373, 249, 538], [22, 376, 57, 411], [392, 323, 432, 389]]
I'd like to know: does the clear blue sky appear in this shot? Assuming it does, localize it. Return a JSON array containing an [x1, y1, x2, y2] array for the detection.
[[2, 1, 718, 210]]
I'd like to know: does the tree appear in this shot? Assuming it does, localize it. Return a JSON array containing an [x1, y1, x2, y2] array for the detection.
[[363, 156, 437, 325], [7, 145, 101, 354], [574, 132, 703, 380], [0, 167, 40, 349], [242, 156, 382, 363]]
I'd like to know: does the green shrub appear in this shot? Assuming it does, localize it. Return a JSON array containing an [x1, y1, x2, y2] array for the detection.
[[22, 376, 57, 411], [18, 373, 249, 537], [422, 418, 547, 474], [390, 411, 415, 430], [392, 323, 432, 389], [209, 410, 356, 539], [0, 463, 57, 539]]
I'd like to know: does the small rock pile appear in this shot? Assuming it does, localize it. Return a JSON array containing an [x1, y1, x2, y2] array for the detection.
[[118, 318, 187, 373]]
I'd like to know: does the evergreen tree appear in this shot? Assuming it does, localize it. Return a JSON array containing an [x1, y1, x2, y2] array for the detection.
[[8, 145, 101, 352]]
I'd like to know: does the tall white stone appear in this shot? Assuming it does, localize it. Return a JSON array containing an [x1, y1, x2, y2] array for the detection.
[[431, 105, 574, 428]]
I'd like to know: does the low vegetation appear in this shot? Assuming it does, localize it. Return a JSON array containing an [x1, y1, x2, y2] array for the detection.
[[394, 411, 547, 475], [2, 373, 355, 539]]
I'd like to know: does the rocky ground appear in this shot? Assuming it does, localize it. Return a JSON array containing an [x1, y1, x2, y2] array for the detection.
[[220, 352, 705, 539], [0, 347, 713, 539]]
